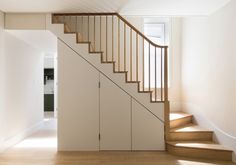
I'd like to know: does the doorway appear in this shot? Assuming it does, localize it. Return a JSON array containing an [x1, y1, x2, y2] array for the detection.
[[44, 55, 56, 118]]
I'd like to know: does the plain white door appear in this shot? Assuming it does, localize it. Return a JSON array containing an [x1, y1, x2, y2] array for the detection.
[[99, 74, 131, 150]]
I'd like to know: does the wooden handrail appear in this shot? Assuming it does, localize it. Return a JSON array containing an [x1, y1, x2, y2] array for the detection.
[[116, 13, 167, 48], [53, 13, 117, 16], [53, 13, 168, 48]]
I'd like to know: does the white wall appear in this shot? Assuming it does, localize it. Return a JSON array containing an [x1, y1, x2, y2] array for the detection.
[[169, 18, 182, 111], [0, 11, 5, 151], [0, 11, 44, 151], [181, 0, 236, 161]]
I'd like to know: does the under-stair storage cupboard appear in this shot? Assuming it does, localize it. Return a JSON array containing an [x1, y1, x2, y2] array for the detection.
[[57, 39, 165, 151]]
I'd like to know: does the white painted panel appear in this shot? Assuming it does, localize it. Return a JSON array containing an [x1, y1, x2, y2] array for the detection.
[[132, 98, 165, 150], [0, 11, 5, 151], [5, 13, 46, 30], [58, 40, 99, 151], [100, 74, 131, 150]]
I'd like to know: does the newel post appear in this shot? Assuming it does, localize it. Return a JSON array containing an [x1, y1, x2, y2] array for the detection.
[[164, 47, 170, 144]]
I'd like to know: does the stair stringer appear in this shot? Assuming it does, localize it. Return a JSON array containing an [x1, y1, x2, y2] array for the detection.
[[46, 14, 165, 123]]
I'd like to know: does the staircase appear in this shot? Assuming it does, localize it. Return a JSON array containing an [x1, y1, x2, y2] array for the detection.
[[50, 13, 232, 161], [167, 112, 233, 161], [49, 13, 168, 151]]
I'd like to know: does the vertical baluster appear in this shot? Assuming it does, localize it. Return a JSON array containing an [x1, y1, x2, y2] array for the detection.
[[124, 23, 126, 71], [94, 16, 96, 51], [112, 16, 114, 61], [100, 16, 101, 51], [143, 38, 145, 91], [88, 16, 89, 42], [82, 16, 84, 41], [164, 47, 168, 101], [106, 16, 108, 61], [118, 18, 120, 71], [161, 48, 163, 101], [155, 47, 157, 101], [149, 43, 151, 91], [75, 16, 77, 33], [136, 33, 138, 81], [164, 47, 170, 142], [75, 16, 78, 42], [63, 16, 65, 32], [130, 28, 132, 81], [69, 16, 71, 31]]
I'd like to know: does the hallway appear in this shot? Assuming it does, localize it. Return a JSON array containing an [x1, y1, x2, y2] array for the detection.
[[0, 118, 57, 165], [0, 118, 235, 165]]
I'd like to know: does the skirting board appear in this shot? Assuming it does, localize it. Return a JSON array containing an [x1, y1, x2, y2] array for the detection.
[[0, 120, 44, 152]]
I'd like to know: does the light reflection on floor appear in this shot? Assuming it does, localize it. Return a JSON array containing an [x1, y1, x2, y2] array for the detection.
[[178, 160, 222, 165], [14, 137, 56, 149], [12, 117, 57, 150]]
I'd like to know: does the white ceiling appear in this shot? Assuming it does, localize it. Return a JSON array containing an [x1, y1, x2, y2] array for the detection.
[[120, 0, 231, 16], [0, 0, 127, 13], [0, 0, 231, 16]]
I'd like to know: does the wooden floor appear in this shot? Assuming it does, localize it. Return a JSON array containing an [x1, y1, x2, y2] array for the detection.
[[0, 118, 235, 165]]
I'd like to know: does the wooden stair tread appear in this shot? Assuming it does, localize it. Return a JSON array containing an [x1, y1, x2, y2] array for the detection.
[[170, 112, 192, 121], [101, 61, 114, 63], [89, 51, 103, 54], [138, 91, 152, 93], [114, 71, 128, 73], [167, 141, 232, 152], [77, 41, 91, 44], [170, 124, 212, 133], [127, 81, 140, 83]]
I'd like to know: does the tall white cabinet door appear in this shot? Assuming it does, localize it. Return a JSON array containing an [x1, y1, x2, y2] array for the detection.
[[58, 40, 99, 151], [100, 74, 131, 150]]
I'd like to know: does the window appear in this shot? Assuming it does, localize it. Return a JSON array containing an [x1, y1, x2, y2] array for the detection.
[[143, 19, 169, 89], [144, 23, 165, 45]]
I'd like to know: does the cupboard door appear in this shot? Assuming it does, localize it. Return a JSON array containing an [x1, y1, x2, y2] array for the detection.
[[100, 74, 131, 150], [58, 40, 99, 151]]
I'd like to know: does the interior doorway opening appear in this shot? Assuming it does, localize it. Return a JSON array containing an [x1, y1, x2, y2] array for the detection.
[[44, 53, 57, 119]]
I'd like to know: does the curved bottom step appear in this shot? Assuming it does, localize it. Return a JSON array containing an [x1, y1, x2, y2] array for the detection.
[[167, 141, 232, 161]]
